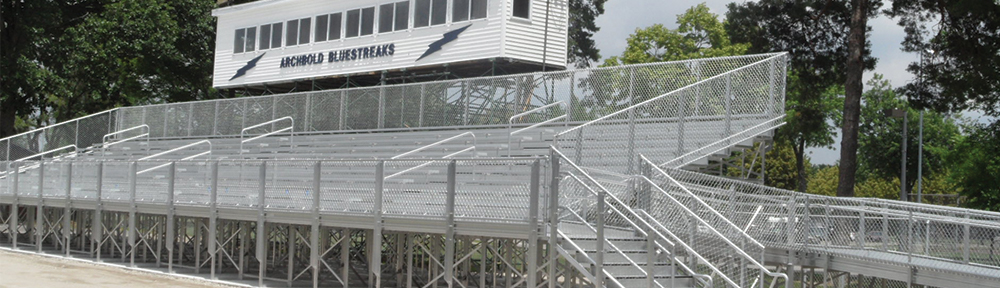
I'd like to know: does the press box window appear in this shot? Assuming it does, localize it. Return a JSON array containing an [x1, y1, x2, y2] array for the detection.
[[453, 0, 487, 22], [512, 0, 529, 18], [346, 7, 376, 37], [316, 13, 344, 42], [259, 22, 282, 50], [379, 1, 410, 33], [286, 18, 311, 46], [414, 0, 447, 28], [234, 27, 256, 53]]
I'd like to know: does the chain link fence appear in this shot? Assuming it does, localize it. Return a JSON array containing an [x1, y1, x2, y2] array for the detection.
[[660, 166, 1000, 282]]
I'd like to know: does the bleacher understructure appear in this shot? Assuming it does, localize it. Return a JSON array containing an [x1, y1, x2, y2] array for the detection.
[[1, 53, 998, 288]]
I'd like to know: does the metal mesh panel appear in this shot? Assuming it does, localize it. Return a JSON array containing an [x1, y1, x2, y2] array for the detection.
[[214, 98, 247, 136], [40, 162, 67, 197], [554, 54, 788, 175], [263, 160, 314, 211], [215, 160, 263, 208], [135, 161, 172, 203], [173, 160, 213, 205], [305, 90, 342, 132], [273, 93, 309, 133], [661, 166, 1000, 277], [100, 161, 132, 202], [319, 160, 378, 214], [190, 102, 217, 136], [383, 160, 449, 218], [455, 159, 536, 223], [71, 161, 101, 200]]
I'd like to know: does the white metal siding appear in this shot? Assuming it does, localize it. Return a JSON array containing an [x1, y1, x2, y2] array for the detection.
[[502, 0, 568, 67], [213, 0, 563, 89]]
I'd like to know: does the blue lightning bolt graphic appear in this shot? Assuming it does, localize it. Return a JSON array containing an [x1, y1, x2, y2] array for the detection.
[[416, 24, 472, 61], [230, 53, 266, 81]]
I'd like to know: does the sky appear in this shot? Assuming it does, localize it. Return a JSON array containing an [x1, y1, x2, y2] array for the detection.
[[589, 0, 984, 165]]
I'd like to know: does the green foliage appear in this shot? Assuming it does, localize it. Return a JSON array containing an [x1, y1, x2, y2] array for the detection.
[[725, 141, 802, 191], [807, 166, 839, 197], [888, 0, 1000, 116], [857, 74, 962, 194], [726, 0, 878, 193], [807, 165, 902, 200], [1, 0, 219, 137], [567, 0, 607, 68], [949, 121, 1000, 211], [602, 3, 748, 66]]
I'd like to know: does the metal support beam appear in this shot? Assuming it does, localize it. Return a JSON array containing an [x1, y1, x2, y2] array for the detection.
[[527, 159, 540, 288], [257, 161, 268, 288], [372, 161, 385, 288], [63, 162, 72, 257], [209, 161, 219, 279], [311, 161, 321, 288], [445, 160, 457, 288], [167, 162, 176, 273]]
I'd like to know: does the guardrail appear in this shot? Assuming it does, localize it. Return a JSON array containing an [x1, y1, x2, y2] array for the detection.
[[240, 116, 294, 156], [1, 108, 118, 162], [392, 132, 476, 159], [137, 140, 212, 174], [102, 124, 150, 157], [507, 101, 567, 156]]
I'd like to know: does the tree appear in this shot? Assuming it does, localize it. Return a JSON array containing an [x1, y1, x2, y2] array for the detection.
[[0, 0, 217, 138], [726, 0, 876, 192], [567, 0, 607, 68], [887, 0, 1000, 117], [949, 121, 1000, 211], [839, 0, 882, 197], [857, 74, 962, 197], [603, 3, 748, 66]]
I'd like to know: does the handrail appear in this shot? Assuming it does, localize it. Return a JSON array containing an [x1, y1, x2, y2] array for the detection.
[[391, 132, 476, 159], [637, 175, 788, 287], [561, 206, 655, 286], [554, 229, 608, 286], [240, 116, 294, 155], [14, 145, 78, 162], [385, 147, 475, 179], [660, 115, 785, 168], [102, 124, 150, 157], [568, 171, 718, 287], [507, 101, 567, 156], [554, 55, 782, 139], [139, 140, 212, 161]]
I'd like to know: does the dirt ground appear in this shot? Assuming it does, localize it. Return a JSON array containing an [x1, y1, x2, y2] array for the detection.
[[0, 249, 235, 288]]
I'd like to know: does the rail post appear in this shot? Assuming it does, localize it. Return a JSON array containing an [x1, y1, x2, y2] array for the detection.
[[167, 162, 176, 273], [595, 189, 606, 287], [128, 161, 137, 266], [63, 162, 72, 257], [93, 162, 102, 259], [256, 161, 267, 288], [10, 162, 18, 248], [371, 160, 385, 288], [445, 160, 457, 287], [548, 152, 560, 288], [963, 215, 970, 264], [35, 161, 44, 253], [311, 161, 321, 288], [209, 161, 219, 279], [527, 159, 541, 288]]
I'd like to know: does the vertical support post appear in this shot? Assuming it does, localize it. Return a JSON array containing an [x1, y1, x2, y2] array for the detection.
[[342, 229, 351, 288], [595, 190, 605, 288], [725, 73, 733, 136], [527, 159, 541, 288], [625, 68, 637, 174], [288, 225, 296, 287], [445, 160, 457, 287], [339, 91, 346, 130], [10, 162, 18, 249], [378, 86, 386, 129], [462, 81, 470, 125], [167, 162, 176, 273], [372, 161, 385, 288], [907, 210, 914, 265], [128, 161, 137, 266], [257, 161, 268, 288], [311, 161, 321, 288], [63, 162, 73, 257], [548, 152, 560, 288], [209, 161, 219, 279], [93, 162, 102, 259], [35, 161, 44, 253], [213, 101, 220, 135], [785, 195, 795, 288], [961, 215, 971, 264], [882, 203, 889, 252], [418, 85, 426, 128], [567, 73, 576, 123], [859, 202, 867, 249]]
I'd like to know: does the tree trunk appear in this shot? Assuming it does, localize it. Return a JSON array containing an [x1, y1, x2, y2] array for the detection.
[[795, 139, 808, 193], [838, 0, 868, 198], [0, 99, 15, 138]]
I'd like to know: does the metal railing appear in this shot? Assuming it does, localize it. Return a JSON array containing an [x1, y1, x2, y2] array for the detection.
[[507, 101, 567, 155], [553, 53, 787, 174], [392, 132, 476, 159], [102, 124, 150, 157], [240, 116, 294, 156], [137, 140, 212, 174]]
